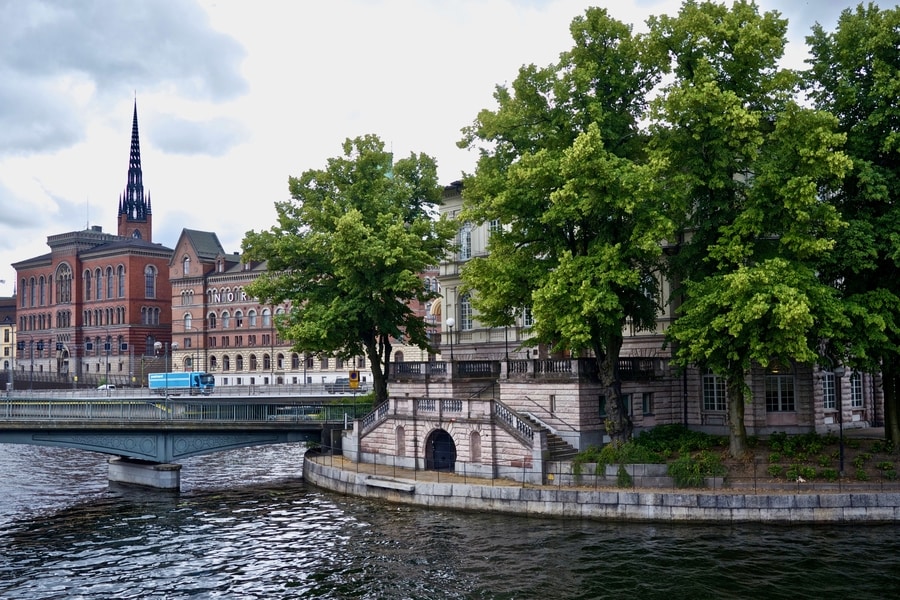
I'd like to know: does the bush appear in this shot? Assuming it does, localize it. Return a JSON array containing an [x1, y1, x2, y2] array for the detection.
[[616, 464, 633, 488], [767, 465, 784, 478], [668, 450, 726, 488], [820, 468, 839, 482], [571, 442, 663, 478], [635, 424, 725, 455]]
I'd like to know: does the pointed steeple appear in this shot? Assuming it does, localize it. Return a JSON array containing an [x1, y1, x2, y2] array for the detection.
[[117, 99, 153, 241]]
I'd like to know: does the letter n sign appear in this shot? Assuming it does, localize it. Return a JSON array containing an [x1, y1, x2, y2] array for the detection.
[[349, 370, 359, 389]]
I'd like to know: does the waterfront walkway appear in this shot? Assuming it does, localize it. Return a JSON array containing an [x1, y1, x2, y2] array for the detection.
[[303, 448, 900, 523]]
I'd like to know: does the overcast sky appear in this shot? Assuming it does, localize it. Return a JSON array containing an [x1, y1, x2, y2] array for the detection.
[[0, 0, 879, 296]]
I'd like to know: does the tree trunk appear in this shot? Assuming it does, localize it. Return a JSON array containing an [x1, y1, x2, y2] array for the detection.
[[726, 371, 749, 458], [597, 336, 633, 445]]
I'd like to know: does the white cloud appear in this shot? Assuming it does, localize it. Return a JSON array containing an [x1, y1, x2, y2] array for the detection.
[[0, 0, 885, 295]]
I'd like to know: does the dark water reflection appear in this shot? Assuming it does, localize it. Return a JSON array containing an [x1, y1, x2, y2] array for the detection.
[[1, 444, 898, 599]]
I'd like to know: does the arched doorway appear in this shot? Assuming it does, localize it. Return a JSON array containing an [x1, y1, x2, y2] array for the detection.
[[425, 429, 456, 471]]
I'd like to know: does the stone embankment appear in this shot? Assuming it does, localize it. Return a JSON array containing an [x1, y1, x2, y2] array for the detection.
[[304, 455, 900, 523]]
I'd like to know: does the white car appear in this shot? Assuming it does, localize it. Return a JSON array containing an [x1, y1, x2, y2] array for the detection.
[[97, 384, 116, 390]]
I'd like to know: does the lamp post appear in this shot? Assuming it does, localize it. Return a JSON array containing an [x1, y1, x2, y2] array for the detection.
[[834, 365, 846, 475], [446, 318, 455, 361], [153, 341, 178, 396]]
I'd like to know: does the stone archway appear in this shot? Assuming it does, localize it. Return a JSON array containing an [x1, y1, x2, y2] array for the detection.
[[425, 429, 456, 471]]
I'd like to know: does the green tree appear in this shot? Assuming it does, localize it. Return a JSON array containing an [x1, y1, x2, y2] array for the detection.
[[650, 1, 851, 457], [804, 3, 900, 447], [458, 8, 668, 443], [241, 135, 457, 404]]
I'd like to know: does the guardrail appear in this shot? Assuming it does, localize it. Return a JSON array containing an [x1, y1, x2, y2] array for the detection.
[[0, 399, 373, 424]]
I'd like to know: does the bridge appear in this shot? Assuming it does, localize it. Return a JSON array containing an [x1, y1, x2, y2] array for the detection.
[[0, 390, 371, 489]]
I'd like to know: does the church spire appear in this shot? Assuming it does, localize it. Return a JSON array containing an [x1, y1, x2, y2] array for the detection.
[[117, 99, 153, 241]]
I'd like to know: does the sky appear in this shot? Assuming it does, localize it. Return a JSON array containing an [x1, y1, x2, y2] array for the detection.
[[0, 0, 879, 296]]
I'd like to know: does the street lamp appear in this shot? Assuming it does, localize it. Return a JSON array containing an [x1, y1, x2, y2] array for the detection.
[[153, 341, 178, 396], [446, 318, 455, 361], [834, 365, 846, 475]]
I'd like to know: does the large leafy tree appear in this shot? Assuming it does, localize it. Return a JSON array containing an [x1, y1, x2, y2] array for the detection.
[[804, 3, 900, 447], [458, 8, 668, 443], [241, 135, 457, 404], [651, 1, 851, 457]]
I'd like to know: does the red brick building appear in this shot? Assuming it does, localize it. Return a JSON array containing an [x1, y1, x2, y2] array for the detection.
[[11, 102, 173, 387]]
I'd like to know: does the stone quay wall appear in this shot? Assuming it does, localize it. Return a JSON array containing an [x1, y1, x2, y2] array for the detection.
[[303, 457, 900, 524]]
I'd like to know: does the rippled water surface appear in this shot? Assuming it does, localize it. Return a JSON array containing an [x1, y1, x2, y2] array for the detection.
[[1, 443, 898, 599]]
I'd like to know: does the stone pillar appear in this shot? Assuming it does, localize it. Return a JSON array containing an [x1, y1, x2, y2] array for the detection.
[[108, 457, 182, 490]]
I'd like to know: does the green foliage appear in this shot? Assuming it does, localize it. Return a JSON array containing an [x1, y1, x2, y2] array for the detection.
[[634, 424, 725, 455], [786, 465, 816, 481], [768, 452, 782, 464], [241, 135, 456, 404], [572, 441, 664, 478], [668, 450, 726, 488], [855, 469, 870, 482], [767, 465, 784, 478], [616, 464, 633, 488], [820, 468, 839, 482]]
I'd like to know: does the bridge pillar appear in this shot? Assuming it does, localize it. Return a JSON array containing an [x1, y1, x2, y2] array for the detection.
[[108, 457, 182, 490]]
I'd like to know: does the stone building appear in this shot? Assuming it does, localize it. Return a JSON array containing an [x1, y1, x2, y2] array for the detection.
[[10, 102, 173, 387]]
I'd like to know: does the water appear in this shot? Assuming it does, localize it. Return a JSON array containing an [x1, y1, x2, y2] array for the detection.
[[1, 444, 898, 599]]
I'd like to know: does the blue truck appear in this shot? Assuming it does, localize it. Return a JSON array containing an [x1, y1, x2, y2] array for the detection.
[[148, 371, 215, 396]]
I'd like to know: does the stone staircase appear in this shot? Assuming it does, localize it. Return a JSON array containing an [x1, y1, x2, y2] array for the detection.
[[521, 415, 578, 461]]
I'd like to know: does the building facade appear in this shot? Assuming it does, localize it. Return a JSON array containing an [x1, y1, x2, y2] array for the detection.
[[434, 183, 883, 440], [167, 229, 438, 389], [10, 102, 173, 388]]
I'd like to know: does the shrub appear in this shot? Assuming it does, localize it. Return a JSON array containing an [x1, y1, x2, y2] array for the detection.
[[572, 442, 663, 478], [668, 450, 726, 488], [616, 464, 633, 488], [855, 468, 869, 481], [786, 465, 816, 481], [819, 468, 839, 482], [817, 454, 832, 467], [768, 452, 782, 464], [767, 465, 784, 478]]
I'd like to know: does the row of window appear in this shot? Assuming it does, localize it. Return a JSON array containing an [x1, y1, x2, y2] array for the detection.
[[20, 265, 72, 307], [18, 310, 73, 331], [203, 353, 367, 372], [703, 370, 865, 413], [20, 264, 159, 308]]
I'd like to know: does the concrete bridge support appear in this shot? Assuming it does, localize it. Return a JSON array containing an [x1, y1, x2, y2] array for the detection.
[[108, 457, 182, 490]]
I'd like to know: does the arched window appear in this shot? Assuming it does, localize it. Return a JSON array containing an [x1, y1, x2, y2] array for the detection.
[[29, 277, 35, 307], [144, 265, 156, 298], [223, 355, 230, 371], [263, 353, 271, 370], [262, 308, 271, 327], [96, 268, 103, 300], [209, 355, 218, 370], [184, 313, 193, 330], [291, 353, 300, 369], [249, 354, 257, 370], [118, 265, 125, 297], [236, 354, 244, 371], [208, 312, 217, 329], [182, 255, 190, 276], [235, 310, 244, 328], [248, 309, 257, 327], [84, 270, 92, 301], [222, 311, 231, 329], [56, 264, 72, 304], [106, 266, 114, 299], [39, 276, 46, 305]]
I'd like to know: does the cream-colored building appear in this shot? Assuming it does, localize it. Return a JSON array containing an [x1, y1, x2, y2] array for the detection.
[[167, 229, 437, 390]]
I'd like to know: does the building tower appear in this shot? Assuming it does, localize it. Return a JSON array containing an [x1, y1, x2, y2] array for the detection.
[[117, 100, 153, 241]]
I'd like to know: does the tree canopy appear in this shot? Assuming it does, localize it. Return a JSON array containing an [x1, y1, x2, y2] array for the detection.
[[458, 7, 668, 442], [241, 135, 457, 404], [804, 3, 900, 444]]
